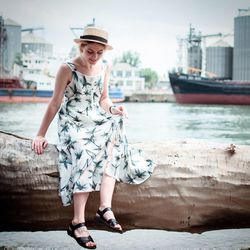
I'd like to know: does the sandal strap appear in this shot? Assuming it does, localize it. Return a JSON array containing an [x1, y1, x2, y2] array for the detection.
[[97, 207, 112, 217], [107, 218, 119, 227], [77, 235, 94, 244], [70, 222, 86, 231]]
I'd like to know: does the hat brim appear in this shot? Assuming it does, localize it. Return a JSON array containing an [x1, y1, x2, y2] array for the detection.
[[74, 38, 113, 50]]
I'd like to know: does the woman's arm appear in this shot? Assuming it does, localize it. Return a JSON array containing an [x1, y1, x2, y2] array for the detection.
[[99, 64, 127, 117], [32, 64, 72, 154], [99, 64, 114, 112]]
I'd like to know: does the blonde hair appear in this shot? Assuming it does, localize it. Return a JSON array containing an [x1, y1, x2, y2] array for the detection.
[[78, 41, 105, 52]]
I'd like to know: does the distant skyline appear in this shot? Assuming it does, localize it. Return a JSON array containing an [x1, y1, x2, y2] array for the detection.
[[0, 0, 249, 74]]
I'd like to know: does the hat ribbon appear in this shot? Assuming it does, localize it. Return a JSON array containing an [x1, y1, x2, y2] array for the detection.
[[80, 35, 108, 44]]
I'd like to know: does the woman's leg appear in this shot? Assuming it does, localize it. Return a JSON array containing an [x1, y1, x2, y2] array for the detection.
[[72, 192, 96, 248], [72, 192, 89, 224], [99, 173, 122, 230]]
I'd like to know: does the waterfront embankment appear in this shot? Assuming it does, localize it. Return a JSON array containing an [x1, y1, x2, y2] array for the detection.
[[125, 90, 175, 102]]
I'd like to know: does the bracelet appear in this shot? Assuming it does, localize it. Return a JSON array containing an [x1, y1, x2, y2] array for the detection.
[[109, 105, 116, 114]]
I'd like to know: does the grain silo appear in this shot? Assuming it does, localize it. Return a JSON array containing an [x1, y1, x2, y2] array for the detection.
[[206, 40, 233, 79], [233, 8, 250, 80], [1, 17, 21, 75], [22, 31, 53, 57]]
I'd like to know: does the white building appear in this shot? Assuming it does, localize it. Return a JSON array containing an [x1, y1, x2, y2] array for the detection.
[[110, 62, 145, 93], [21, 53, 65, 90]]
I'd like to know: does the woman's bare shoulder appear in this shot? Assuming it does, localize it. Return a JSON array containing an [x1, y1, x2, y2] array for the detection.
[[60, 63, 72, 71], [53, 63, 73, 87], [57, 63, 73, 77]]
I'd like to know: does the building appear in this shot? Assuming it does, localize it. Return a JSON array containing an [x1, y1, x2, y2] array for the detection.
[[0, 16, 21, 76], [22, 31, 53, 58], [233, 8, 250, 81], [188, 45, 202, 73], [110, 62, 145, 93], [206, 40, 233, 79], [186, 26, 203, 74]]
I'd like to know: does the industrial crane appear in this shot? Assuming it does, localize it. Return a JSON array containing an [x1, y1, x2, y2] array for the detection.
[[70, 18, 96, 38], [177, 24, 233, 76], [21, 26, 44, 33]]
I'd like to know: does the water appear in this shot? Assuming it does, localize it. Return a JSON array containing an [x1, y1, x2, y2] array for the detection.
[[0, 102, 250, 145]]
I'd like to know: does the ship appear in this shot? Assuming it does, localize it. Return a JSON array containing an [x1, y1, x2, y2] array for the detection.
[[0, 77, 125, 103], [169, 73, 250, 105]]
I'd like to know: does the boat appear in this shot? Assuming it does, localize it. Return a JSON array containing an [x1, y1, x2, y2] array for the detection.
[[0, 78, 125, 103], [0, 77, 54, 103], [169, 73, 250, 105], [108, 86, 125, 103]]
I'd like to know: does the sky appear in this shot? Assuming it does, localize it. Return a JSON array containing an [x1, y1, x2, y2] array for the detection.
[[0, 0, 249, 75]]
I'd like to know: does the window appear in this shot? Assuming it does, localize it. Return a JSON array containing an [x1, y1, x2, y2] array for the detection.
[[116, 70, 123, 77], [125, 71, 132, 77], [117, 80, 124, 86], [126, 80, 133, 86]]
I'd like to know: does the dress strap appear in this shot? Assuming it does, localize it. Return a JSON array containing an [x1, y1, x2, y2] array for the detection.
[[102, 60, 109, 70], [65, 62, 77, 72]]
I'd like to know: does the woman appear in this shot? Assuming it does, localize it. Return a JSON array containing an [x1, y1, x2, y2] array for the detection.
[[32, 26, 155, 249]]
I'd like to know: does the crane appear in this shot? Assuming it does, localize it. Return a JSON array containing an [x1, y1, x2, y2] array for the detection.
[[21, 27, 44, 33], [177, 24, 233, 77], [70, 18, 96, 38], [70, 27, 83, 38]]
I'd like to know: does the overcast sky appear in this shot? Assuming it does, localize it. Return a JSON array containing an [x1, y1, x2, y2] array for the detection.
[[0, 0, 249, 74]]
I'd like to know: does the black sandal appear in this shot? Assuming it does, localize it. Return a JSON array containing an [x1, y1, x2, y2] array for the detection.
[[96, 207, 123, 234], [67, 222, 96, 249]]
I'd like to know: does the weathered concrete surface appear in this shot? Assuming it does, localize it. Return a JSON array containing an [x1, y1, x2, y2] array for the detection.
[[1, 229, 250, 250], [126, 91, 176, 102], [0, 131, 250, 232]]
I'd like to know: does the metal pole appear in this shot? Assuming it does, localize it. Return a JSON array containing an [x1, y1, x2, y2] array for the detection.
[[0, 16, 4, 76]]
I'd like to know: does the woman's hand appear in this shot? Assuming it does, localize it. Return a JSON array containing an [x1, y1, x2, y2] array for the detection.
[[110, 105, 128, 118], [32, 136, 48, 155]]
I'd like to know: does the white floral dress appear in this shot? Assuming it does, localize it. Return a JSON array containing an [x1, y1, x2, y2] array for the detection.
[[57, 62, 155, 206]]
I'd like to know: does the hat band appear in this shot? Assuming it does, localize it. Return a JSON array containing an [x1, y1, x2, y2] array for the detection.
[[80, 35, 108, 44]]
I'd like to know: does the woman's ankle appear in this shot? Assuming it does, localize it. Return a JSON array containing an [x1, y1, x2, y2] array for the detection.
[[72, 218, 85, 225], [99, 204, 111, 210]]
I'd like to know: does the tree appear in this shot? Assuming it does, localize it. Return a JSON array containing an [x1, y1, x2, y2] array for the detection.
[[140, 68, 158, 89], [114, 51, 141, 67], [13, 52, 23, 66]]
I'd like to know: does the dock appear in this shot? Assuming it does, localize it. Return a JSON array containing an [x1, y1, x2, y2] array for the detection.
[[125, 90, 175, 102]]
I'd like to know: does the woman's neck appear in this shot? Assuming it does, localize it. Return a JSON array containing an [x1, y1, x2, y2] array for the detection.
[[74, 56, 101, 75], [79, 56, 94, 70]]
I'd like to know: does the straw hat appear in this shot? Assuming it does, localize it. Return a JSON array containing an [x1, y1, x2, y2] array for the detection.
[[74, 26, 113, 50]]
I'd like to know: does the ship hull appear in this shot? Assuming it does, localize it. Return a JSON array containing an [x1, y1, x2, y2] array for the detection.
[[175, 93, 250, 105], [169, 74, 250, 105], [0, 89, 53, 103], [0, 88, 125, 103]]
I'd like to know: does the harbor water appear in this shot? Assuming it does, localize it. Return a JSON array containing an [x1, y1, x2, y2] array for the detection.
[[0, 102, 250, 145], [0, 102, 250, 250]]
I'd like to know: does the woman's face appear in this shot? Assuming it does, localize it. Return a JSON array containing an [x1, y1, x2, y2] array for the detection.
[[81, 42, 105, 65]]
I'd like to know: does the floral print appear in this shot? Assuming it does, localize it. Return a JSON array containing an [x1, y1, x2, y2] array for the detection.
[[57, 62, 155, 206]]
